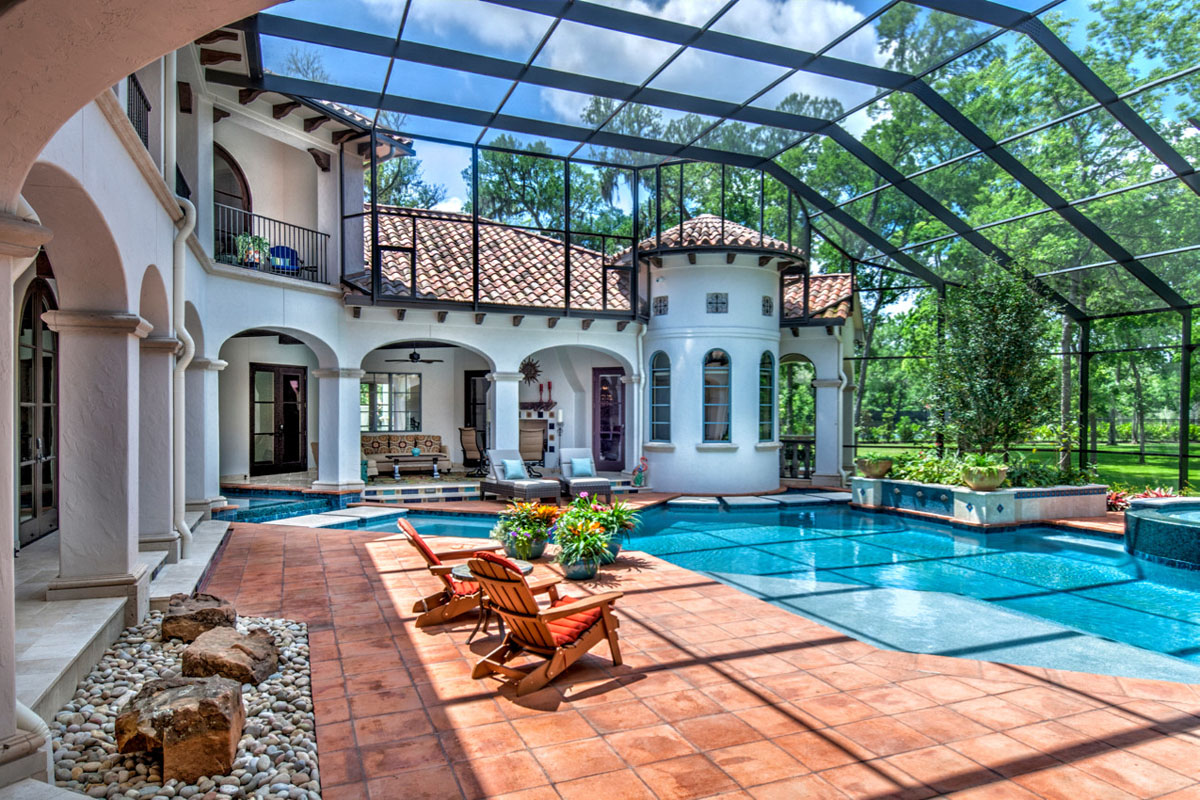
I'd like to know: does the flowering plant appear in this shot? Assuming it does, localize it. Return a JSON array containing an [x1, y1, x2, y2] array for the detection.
[[1106, 490, 1130, 512], [490, 501, 559, 559], [552, 493, 639, 565]]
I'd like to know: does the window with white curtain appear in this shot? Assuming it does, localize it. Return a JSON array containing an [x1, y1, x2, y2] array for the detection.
[[703, 349, 731, 442]]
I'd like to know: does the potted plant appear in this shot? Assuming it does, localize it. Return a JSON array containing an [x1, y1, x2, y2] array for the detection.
[[961, 453, 1008, 492], [854, 452, 894, 479], [235, 232, 271, 267], [593, 497, 638, 564], [490, 501, 557, 560]]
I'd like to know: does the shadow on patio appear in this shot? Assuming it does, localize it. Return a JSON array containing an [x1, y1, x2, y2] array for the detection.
[[202, 523, 1200, 800]]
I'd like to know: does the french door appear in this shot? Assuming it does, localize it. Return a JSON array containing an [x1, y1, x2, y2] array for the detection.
[[249, 363, 308, 476], [593, 368, 625, 472], [17, 278, 58, 546]]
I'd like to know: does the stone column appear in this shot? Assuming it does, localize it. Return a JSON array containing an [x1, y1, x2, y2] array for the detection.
[[139, 337, 178, 561], [488, 372, 522, 453], [812, 377, 843, 487], [842, 380, 857, 475], [185, 358, 226, 513], [621, 374, 642, 472], [44, 310, 150, 626], [0, 211, 50, 779], [312, 368, 365, 492]]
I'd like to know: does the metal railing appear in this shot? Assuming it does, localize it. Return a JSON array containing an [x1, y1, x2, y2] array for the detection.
[[213, 202, 329, 284], [126, 75, 151, 148]]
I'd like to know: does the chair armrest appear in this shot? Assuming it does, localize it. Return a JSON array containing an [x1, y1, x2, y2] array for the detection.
[[429, 542, 503, 561], [539, 591, 623, 621], [528, 575, 562, 595], [429, 564, 455, 576]]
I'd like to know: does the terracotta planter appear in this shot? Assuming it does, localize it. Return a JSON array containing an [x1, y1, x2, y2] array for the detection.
[[962, 466, 1008, 492], [855, 458, 893, 479]]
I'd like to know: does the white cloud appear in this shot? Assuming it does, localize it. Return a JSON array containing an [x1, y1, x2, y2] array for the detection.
[[432, 196, 466, 213]]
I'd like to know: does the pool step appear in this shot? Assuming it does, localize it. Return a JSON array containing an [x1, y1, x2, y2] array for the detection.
[[361, 475, 651, 505]]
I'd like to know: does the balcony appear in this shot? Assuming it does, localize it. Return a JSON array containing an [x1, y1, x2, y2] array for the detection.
[[126, 74, 151, 149], [213, 202, 329, 285]]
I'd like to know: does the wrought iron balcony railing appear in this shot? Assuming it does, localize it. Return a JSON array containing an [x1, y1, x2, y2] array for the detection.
[[213, 202, 329, 285], [126, 75, 151, 149]]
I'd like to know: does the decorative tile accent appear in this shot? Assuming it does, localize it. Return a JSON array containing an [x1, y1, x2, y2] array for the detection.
[[997, 504, 1004, 513], [653, 296, 669, 316], [966, 503, 973, 512], [706, 292, 728, 313]]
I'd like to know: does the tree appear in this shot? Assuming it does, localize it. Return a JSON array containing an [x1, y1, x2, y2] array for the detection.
[[931, 259, 1058, 454], [281, 46, 329, 84]]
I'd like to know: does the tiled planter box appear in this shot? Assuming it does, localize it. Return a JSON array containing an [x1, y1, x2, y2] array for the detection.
[[851, 477, 1107, 526]]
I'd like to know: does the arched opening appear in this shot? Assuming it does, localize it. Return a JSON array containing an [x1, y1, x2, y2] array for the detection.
[[648, 351, 671, 443], [358, 339, 494, 481], [702, 349, 731, 443], [780, 354, 816, 479], [517, 345, 632, 474], [138, 266, 174, 548], [17, 256, 59, 546], [213, 143, 253, 267], [218, 329, 327, 479]]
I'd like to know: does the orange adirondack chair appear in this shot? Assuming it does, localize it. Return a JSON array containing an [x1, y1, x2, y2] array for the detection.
[[400, 519, 504, 628], [467, 551, 623, 696]]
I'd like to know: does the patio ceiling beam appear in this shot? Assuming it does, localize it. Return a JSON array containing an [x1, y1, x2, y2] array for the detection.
[[913, 0, 1200, 198], [210, 68, 943, 291]]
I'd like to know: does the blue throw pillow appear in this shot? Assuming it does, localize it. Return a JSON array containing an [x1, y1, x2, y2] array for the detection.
[[502, 459, 528, 480], [571, 457, 595, 478]]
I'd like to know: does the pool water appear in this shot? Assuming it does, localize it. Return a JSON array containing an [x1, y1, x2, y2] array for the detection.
[[390, 506, 1200, 681], [1161, 507, 1200, 524]]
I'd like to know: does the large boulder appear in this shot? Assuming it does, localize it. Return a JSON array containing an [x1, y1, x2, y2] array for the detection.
[[115, 676, 245, 783], [161, 593, 236, 643], [182, 627, 278, 685]]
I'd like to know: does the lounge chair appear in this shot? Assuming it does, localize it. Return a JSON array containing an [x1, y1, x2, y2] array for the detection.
[[467, 551, 622, 696], [519, 421, 547, 476], [480, 449, 560, 503], [400, 519, 505, 628], [557, 447, 613, 502]]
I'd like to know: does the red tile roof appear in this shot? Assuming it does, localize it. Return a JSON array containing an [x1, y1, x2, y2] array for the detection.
[[784, 273, 854, 320], [630, 213, 804, 258], [349, 206, 629, 311], [353, 208, 849, 320]]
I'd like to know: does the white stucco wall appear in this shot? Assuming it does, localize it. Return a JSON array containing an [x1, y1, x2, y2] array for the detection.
[[643, 252, 782, 494], [215, 120, 319, 231]]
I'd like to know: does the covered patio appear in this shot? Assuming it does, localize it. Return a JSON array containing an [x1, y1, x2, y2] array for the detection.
[[205, 522, 1200, 800]]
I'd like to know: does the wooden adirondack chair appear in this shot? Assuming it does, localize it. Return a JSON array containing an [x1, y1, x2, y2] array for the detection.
[[467, 551, 623, 696], [400, 520, 505, 628]]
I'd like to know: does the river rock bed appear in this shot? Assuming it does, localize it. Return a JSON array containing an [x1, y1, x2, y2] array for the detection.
[[51, 611, 320, 800]]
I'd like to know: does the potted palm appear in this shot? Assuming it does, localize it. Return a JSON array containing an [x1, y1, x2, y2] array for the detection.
[[490, 501, 558, 560], [961, 453, 1008, 492], [854, 452, 894, 478]]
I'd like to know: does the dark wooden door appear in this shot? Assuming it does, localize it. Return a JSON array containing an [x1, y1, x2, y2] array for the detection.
[[464, 369, 489, 446], [593, 367, 625, 471], [17, 276, 58, 545], [250, 363, 308, 476]]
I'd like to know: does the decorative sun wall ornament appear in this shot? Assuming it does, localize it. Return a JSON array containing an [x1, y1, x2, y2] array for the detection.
[[519, 356, 542, 384]]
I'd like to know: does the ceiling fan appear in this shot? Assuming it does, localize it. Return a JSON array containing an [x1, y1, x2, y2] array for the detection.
[[386, 343, 444, 364]]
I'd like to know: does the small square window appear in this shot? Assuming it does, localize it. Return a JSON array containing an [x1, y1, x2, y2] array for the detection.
[[706, 292, 728, 313], [762, 295, 774, 316], [653, 296, 669, 316]]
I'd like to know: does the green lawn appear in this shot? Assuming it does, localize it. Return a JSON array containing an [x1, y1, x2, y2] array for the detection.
[[855, 441, 1195, 490]]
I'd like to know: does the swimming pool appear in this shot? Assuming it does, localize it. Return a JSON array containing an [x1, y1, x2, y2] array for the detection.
[[390, 505, 1200, 681]]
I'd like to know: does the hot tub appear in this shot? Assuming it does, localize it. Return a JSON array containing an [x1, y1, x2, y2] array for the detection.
[[1125, 499, 1200, 570]]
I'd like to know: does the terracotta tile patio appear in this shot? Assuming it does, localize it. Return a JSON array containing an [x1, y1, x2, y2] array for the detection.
[[203, 523, 1200, 799]]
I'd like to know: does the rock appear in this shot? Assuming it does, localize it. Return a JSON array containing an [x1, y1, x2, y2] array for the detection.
[[161, 595, 236, 643], [182, 629, 278, 686], [114, 677, 245, 784]]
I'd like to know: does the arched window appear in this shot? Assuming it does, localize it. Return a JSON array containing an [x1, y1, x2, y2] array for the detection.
[[759, 352, 775, 442], [213, 143, 251, 211], [649, 351, 671, 442], [702, 349, 731, 443]]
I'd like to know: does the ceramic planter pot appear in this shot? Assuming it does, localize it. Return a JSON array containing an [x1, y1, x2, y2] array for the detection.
[[962, 466, 1008, 492], [855, 458, 893, 479], [562, 559, 599, 581], [599, 538, 622, 565], [504, 539, 547, 560]]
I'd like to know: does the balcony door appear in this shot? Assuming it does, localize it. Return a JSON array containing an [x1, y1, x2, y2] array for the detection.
[[17, 275, 59, 546], [250, 363, 308, 476], [592, 368, 625, 472]]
